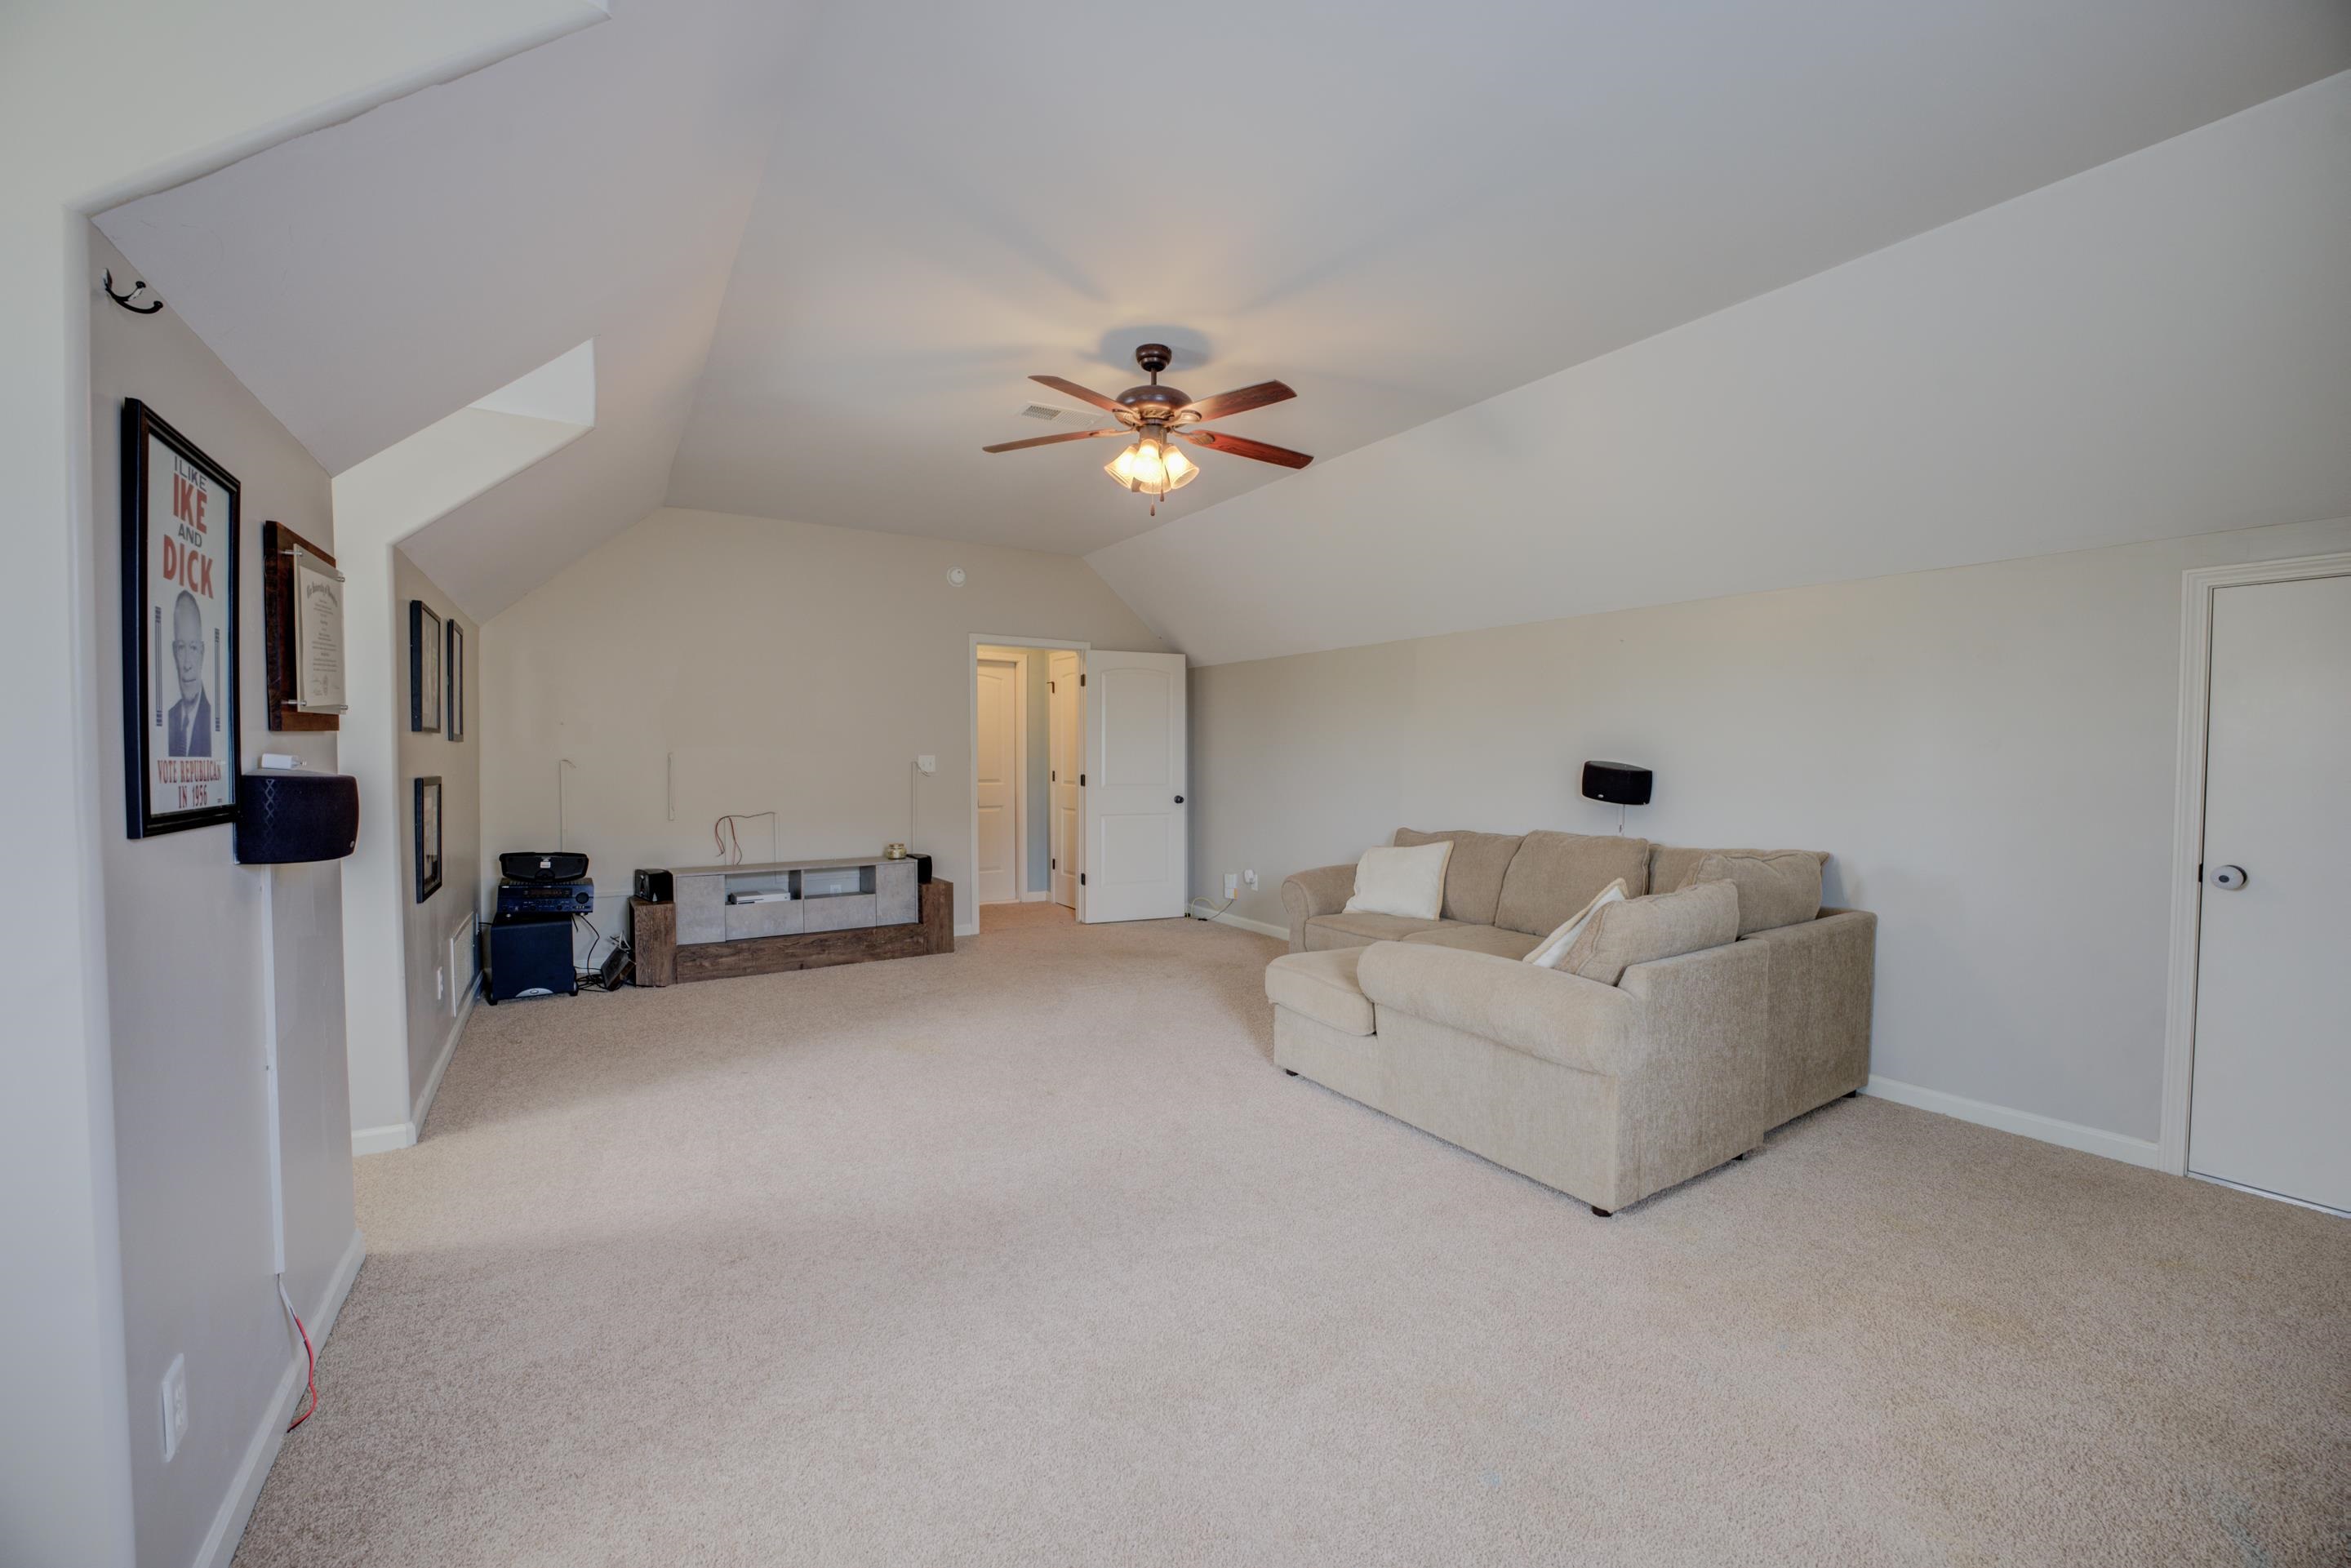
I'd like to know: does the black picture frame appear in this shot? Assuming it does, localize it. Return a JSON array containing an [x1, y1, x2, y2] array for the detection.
[[446, 619, 465, 742], [409, 600, 442, 733], [122, 399, 242, 838], [415, 776, 443, 901]]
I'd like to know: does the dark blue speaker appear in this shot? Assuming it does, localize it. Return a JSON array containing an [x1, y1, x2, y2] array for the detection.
[[235, 771, 359, 864]]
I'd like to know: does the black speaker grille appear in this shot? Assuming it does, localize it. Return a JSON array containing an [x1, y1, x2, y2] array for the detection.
[[235, 772, 360, 864]]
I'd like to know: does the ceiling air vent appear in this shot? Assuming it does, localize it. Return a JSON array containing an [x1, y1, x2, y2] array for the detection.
[[1019, 402, 1068, 421]]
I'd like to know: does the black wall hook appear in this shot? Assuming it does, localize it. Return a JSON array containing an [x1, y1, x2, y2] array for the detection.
[[102, 269, 162, 314]]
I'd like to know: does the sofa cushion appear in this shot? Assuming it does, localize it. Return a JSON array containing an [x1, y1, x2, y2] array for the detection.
[[1680, 851, 1824, 936], [1649, 846, 1828, 900], [1264, 948, 1376, 1036], [1343, 841, 1451, 920], [1393, 828, 1524, 926], [1304, 912, 1451, 950], [1560, 879, 1740, 985], [1492, 833, 1652, 935], [1400, 923, 1543, 961]]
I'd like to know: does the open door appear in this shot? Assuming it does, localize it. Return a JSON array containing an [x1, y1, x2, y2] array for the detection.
[[1080, 650, 1188, 922]]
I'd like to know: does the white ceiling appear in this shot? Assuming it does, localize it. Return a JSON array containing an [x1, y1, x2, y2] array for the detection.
[[1091, 73, 2351, 664], [97, 0, 2351, 617]]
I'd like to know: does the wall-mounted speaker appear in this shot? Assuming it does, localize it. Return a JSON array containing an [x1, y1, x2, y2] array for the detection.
[[1580, 760, 1654, 806], [235, 772, 360, 864]]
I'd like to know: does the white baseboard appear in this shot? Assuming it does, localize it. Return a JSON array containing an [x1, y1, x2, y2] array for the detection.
[[350, 1120, 415, 1157], [194, 1227, 366, 1568], [1020, 889, 1049, 903], [954, 921, 980, 938], [1864, 1075, 2160, 1169], [1196, 909, 1288, 940], [410, 984, 474, 1139]]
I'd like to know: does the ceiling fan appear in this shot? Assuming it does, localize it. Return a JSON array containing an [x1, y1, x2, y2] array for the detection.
[[983, 343, 1313, 511]]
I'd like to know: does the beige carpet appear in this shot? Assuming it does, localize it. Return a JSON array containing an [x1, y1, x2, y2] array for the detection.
[[236, 908, 2350, 1566]]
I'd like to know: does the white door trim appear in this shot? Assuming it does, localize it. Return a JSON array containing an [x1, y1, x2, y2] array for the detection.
[[968, 635, 1090, 931], [974, 652, 1028, 906], [2159, 550, 2351, 1176]]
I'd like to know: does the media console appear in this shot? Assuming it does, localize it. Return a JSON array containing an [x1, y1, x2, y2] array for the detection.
[[629, 855, 952, 985]]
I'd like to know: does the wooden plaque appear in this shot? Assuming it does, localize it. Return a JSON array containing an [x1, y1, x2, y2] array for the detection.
[[262, 520, 339, 731]]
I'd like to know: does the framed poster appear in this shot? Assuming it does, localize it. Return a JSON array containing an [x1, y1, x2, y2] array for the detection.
[[261, 520, 342, 731], [409, 600, 442, 732], [415, 776, 443, 901], [122, 400, 240, 837], [446, 620, 465, 741]]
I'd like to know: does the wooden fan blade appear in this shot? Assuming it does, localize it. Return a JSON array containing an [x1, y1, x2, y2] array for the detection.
[[1178, 380, 1295, 423], [981, 428, 1123, 454], [1030, 375, 1126, 415], [1177, 429, 1313, 469]]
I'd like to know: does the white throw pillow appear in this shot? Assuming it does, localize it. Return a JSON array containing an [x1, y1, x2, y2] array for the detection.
[[1522, 878, 1629, 969], [1343, 841, 1453, 921]]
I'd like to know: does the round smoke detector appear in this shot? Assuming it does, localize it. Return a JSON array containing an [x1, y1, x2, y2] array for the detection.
[[947, 567, 966, 587]]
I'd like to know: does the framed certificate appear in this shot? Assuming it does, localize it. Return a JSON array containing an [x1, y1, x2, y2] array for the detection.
[[263, 520, 344, 729]]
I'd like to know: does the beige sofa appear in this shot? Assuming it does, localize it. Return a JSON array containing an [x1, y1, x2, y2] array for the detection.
[[1269, 830, 1875, 1214]]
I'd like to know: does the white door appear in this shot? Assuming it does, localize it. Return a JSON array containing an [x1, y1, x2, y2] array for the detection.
[[1049, 650, 1082, 909], [1081, 651, 1187, 922], [975, 658, 1019, 906], [2188, 572, 2351, 1213]]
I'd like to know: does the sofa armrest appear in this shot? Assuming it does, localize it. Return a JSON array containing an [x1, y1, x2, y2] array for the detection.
[[1735, 908, 1877, 1114], [1355, 941, 1641, 1076], [1279, 863, 1358, 952]]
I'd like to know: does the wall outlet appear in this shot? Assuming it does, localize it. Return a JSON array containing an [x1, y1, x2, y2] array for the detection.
[[1222, 872, 1238, 898], [917, 754, 937, 775], [1243, 869, 1258, 889], [160, 1354, 188, 1462]]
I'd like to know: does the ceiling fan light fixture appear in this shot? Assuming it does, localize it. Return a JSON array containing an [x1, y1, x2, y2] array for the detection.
[[1106, 432, 1189, 495]]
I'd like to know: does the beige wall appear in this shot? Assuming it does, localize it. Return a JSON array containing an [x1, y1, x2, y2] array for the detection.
[[391, 548, 482, 1122], [481, 508, 1165, 935], [86, 225, 359, 1568], [1190, 515, 2351, 1150]]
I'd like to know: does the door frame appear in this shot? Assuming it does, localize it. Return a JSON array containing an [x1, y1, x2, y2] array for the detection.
[[2158, 550, 2351, 1177], [973, 651, 1029, 908], [967, 634, 1089, 935]]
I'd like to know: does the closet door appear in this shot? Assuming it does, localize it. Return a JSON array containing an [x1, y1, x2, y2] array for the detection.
[[1080, 651, 1187, 923]]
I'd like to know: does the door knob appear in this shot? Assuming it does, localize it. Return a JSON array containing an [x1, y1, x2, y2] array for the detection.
[[2207, 864, 2247, 891]]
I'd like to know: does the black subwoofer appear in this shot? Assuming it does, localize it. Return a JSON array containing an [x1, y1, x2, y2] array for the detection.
[[235, 772, 360, 864]]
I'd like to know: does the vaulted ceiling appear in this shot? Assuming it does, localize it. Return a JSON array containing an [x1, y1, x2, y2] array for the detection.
[[97, 1, 2351, 622]]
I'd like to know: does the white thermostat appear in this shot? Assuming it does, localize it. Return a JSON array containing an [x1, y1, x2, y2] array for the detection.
[[947, 567, 966, 586]]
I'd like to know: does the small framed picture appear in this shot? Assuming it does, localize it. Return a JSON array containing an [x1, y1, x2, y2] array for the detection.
[[415, 776, 443, 901], [410, 600, 442, 732], [122, 400, 241, 837], [446, 620, 465, 742]]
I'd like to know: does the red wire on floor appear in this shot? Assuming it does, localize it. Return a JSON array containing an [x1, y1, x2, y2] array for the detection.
[[284, 1299, 318, 1433]]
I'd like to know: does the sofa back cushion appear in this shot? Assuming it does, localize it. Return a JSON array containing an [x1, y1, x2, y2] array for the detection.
[[1679, 851, 1824, 936], [1393, 828, 1524, 926], [1560, 878, 1740, 985], [1493, 832, 1652, 935], [1649, 845, 1828, 899]]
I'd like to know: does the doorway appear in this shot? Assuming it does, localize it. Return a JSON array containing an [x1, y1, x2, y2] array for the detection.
[[2162, 554, 2351, 1215], [972, 640, 1083, 927]]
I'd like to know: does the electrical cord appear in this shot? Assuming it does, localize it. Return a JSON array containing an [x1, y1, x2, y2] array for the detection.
[[276, 1275, 317, 1433], [1187, 894, 1238, 922], [713, 811, 777, 865]]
